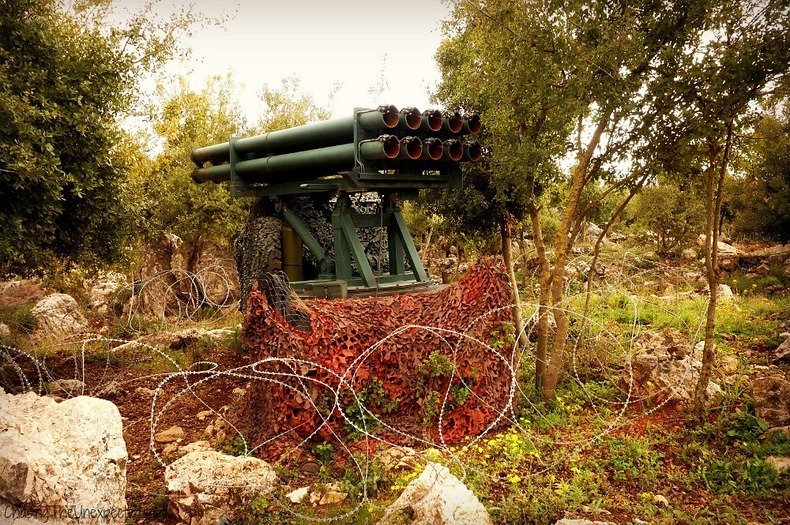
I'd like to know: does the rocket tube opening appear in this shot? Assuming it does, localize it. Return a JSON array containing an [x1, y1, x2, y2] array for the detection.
[[382, 135, 400, 158], [401, 136, 423, 160], [378, 104, 400, 128], [444, 111, 463, 134], [400, 107, 422, 130], [443, 139, 464, 161], [463, 114, 482, 135], [464, 141, 483, 162], [423, 137, 444, 161], [421, 109, 443, 132]]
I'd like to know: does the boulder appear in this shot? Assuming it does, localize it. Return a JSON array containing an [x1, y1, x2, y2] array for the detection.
[[697, 236, 740, 270], [30, 293, 89, 338], [0, 389, 127, 524], [772, 337, 790, 365], [88, 273, 128, 315], [716, 284, 734, 303], [165, 450, 278, 525], [765, 456, 790, 474], [378, 463, 492, 525], [629, 329, 721, 404], [752, 375, 790, 428]]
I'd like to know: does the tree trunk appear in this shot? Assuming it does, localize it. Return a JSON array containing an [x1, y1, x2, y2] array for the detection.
[[541, 117, 609, 400], [528, 205, 551, 395], [501, 215, 528, 373], [693, 123, 733, 418]]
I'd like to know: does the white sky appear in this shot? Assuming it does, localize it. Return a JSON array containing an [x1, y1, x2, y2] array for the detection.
[[115, 0, 452, 121]]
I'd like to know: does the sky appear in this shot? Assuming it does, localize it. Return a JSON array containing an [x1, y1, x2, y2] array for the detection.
[[115, 0, 453, 121]]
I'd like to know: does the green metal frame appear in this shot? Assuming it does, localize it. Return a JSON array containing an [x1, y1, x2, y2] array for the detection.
[[283, 192, 429, 291]]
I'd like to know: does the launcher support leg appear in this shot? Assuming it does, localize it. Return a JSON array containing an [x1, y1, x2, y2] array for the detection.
[[385, 195, 429, 282], [332, 193, 377, 288]]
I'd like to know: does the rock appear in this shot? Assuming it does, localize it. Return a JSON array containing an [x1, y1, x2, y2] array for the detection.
[[763, 425, 790, 439], [752, 376, 790, 428], [697, 237, 741, 271], [755, 262, 771, 276], [196, 410, 215, 421], [374, 446, 420, 473], [30, 293, 89, 338], [765, 456, 790, 473], [772, 338, 790, 365], [0, 390, 127, 524], [717, 284, 734, 303], [629, 329, 721, 404], [0, 322, 10, 340], [155, 426, 185, 443], [165, 450, 277, 525], [88, 273, 128, 315], [162, 443, 179, 456], [681, 248, 698, 260], [652, 494, 670, 507], [46, 379, 85, 397], [286, 486, 309, 504], [378, 463, 492, 525]]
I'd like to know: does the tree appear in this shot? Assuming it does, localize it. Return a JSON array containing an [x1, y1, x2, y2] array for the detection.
[[639, 0, 789, 416], [132, 74, 250, 269], [435, 0, 707, 399], [727, 106, 790, 242], [0, 0, 204, 275], [631, 182, 706, 257]]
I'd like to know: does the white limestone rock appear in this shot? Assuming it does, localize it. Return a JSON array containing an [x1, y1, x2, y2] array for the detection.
[[378, 463, 492, 525], [0, 389, 127, 524]]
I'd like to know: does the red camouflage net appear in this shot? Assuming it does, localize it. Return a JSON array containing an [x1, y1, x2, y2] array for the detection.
[[238, 257, 516, 459]]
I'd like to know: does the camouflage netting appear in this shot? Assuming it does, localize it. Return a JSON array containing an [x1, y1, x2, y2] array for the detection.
[[235, 195, 396, 308], [238, 258, 516, 459]]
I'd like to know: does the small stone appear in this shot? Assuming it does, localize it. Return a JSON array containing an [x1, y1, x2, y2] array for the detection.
[[763, 425, 790, 439], [772, 338, 790, 364], [720, 355, 739, 374], [652, 494, 670, 507], [196, 410, 214, 421], [162, 443, 179, 456], [318, 491, 347, 505], [0, 322, 10, 339], [47, 379, 85, 396], [135, 386, 156, 397], [287, 486, 309, 504], [765, 456, 790, 473], [232, 387, 246, 397], [97, 380, 123, 398], [155, 425, 184, 443]]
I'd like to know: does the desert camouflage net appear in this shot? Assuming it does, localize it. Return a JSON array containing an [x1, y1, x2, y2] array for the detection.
[[239, 258, 516, 457]]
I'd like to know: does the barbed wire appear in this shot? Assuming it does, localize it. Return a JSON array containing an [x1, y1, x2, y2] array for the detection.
[[0, 255, 715, 522]]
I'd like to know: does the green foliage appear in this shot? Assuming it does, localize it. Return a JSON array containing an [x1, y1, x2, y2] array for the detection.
[[342, 377, 398, 438], [629, 183, 706, 257], [602, 436, 663, 489], [313, 441, 335, 467], [0, 0, 131, 272], [727, 106, 790, 243], [0, 0, 200, 275], [131, 74, 250, 248]]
